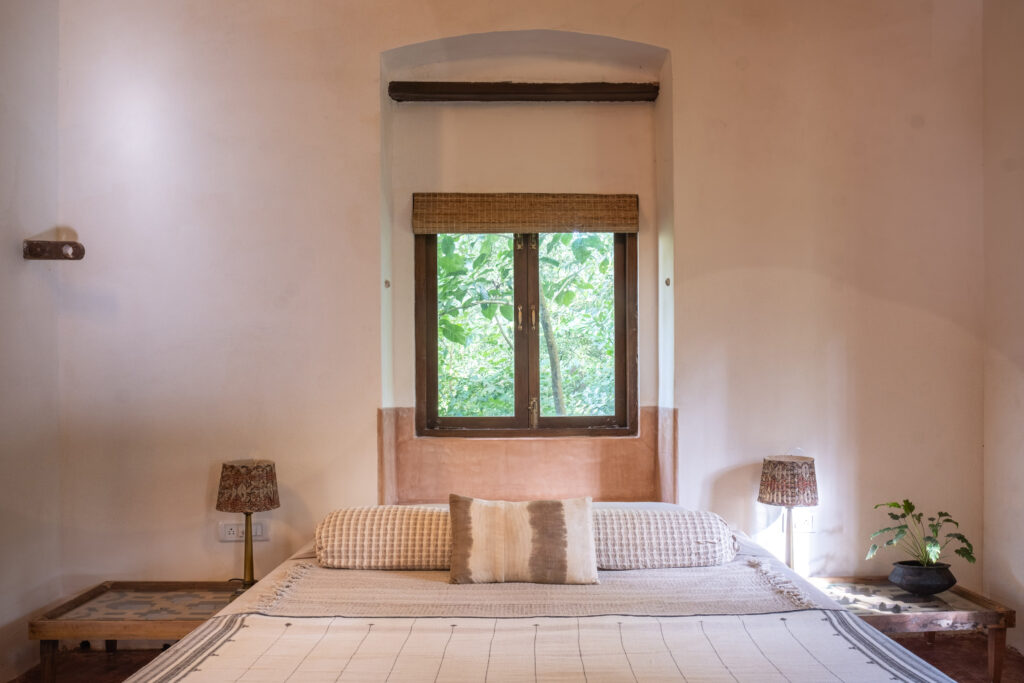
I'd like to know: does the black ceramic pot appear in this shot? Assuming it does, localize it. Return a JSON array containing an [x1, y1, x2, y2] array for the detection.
[[888, 561, 956, 596]]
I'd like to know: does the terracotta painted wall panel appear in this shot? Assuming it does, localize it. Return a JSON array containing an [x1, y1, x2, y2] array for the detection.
[[381, 407, 671, 503]]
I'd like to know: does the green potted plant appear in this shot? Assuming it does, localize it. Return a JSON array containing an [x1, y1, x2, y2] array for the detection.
[[866, 499, 975, 595]]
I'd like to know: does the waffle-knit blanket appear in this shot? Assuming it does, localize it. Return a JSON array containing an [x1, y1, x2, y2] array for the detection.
[[223, 555, 834, 618]]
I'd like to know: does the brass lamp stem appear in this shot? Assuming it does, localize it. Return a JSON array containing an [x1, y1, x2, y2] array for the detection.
[[243, 512, 255, 588], [785, 506, 795, 569]]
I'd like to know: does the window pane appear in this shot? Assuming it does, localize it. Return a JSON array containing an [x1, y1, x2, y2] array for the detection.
[[436, 233, 515, 417], [538, 233, 615, 416]]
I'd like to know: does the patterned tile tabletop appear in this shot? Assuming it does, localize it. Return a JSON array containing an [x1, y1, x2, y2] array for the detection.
[[58, 590, 235, 621], [810, 579, 982, 617]]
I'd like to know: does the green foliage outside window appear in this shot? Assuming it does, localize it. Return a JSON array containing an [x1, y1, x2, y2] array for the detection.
[[436, 232, 615, 418], [537, 233, 615, 416], [436, 233, 515, 417]]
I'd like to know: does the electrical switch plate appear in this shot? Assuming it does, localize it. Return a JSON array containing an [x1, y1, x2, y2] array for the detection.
[[218, 521, 269, 542], [793, 512, 815, 533]]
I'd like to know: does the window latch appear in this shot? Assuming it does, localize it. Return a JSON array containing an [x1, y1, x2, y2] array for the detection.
[[530, 305, 537, 330], [517, 305, 523, 331], [529, 398, 539, 428]]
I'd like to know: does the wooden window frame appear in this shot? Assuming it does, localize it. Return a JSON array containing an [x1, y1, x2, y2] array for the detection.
[[415, 232, 638, 437]]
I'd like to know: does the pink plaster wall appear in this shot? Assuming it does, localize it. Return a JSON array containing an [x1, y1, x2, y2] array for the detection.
[[0, 0, 62, 677], [47, 1, 986, 591], [0, 7, 984, 679], [983, 0, 1024, 651]]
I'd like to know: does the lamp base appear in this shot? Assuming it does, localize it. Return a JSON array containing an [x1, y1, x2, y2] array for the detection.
[[242, 512, 255, 588]]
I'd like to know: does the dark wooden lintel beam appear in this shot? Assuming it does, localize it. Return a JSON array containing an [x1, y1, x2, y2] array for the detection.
[[388, 81, 659, 102]]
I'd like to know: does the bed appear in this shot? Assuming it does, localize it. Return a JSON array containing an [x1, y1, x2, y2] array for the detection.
[[127, 501, 953, 682]]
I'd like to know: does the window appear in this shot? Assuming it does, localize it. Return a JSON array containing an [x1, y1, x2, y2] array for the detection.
[[413, 194, 638, 436]]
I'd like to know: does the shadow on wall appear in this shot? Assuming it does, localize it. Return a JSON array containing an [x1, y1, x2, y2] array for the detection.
[[26, 225, 78, 242], [708, 461, 775, 533]]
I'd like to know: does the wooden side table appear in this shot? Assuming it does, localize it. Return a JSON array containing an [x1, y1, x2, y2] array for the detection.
[[812, 576, 1016, 682], [28, 581, 238, 683]]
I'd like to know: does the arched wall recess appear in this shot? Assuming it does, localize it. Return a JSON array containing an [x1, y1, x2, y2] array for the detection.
[[378, 30, 676, 504]]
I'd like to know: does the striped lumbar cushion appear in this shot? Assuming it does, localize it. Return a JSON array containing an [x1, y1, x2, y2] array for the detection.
[[592, 507, 737, 569], [316, 505, 451, 569], [448, 494, 598, 584]]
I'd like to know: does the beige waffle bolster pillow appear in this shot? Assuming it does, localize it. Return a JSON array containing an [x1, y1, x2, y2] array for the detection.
[[315, 505, 451, 570], [592, 507, 738, 569]]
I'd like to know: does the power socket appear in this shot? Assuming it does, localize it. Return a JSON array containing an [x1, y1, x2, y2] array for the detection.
[[218, 521, 269, 542]]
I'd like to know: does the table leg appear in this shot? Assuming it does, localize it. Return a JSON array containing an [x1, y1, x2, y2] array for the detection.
[[39, 640, 57, 683], [988, 626, 1006, 683], [105, 639, 117, 652], [925, 632, 936, 645]]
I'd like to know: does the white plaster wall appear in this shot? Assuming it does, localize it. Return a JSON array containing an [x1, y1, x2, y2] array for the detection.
[[55, 1, 384, 588], [52, 0, 985, 614], [0, 0, 62, 677], [671, 1, 985, 584], [381, 33, 670, 411], [983, 0, 1024, 652], [384, 57, 660, 407]]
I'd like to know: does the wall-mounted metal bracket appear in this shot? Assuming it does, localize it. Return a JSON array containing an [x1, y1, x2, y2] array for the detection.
[[23, 240, 85, 260]]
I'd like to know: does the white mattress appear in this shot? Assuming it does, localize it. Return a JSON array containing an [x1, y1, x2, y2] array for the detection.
[[126, 540, 953, 683]]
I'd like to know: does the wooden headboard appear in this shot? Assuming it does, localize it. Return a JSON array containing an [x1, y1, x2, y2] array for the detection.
[[378, 406, 676, 503]]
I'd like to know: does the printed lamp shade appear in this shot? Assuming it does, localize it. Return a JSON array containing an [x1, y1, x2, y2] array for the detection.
[[757, 455, 818, 507], [216, 460, 280, 513]]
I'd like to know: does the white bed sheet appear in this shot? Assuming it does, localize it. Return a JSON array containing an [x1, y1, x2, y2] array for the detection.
[[126, 539, 953, 683]]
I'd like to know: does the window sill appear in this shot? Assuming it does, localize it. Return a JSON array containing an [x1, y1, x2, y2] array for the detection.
[[416, 425, 637, 439]]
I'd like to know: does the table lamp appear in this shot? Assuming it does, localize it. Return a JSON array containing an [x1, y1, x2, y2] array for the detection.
[[216, 459, 280, 588], [757, 455, 818, 568]]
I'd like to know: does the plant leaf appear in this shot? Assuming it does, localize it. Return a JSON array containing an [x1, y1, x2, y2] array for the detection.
[[866, 543, 880, 560], [437, 253, 466, 275], [946, 532, 975, 556], [870, 525, 904, 539], [955, 546, 977, 563], [554, 290, 576, 306], [439, 321, 467, 345]]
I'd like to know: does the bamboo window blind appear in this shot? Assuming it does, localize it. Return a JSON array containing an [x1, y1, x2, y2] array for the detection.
[[412, 193, 638, 234]]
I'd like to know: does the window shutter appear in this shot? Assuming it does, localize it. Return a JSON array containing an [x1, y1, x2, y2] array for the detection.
[[412, 193, 638, 234]]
